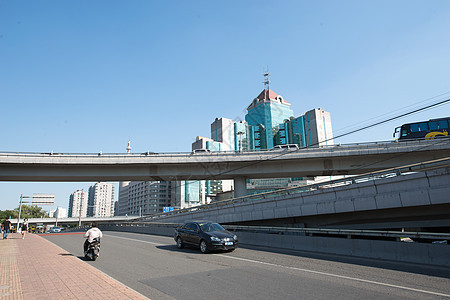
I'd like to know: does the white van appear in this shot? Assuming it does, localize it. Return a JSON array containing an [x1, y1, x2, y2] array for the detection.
[[272, 144, 299, 151], [192, 149, 212, 154]]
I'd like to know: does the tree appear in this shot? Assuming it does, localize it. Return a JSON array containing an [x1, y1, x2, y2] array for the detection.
[[14, 205, 47, 219], [0, 210, 18, 221]]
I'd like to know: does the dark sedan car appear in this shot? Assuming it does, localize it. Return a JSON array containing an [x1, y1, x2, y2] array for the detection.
[[174, 221, 238, 253]]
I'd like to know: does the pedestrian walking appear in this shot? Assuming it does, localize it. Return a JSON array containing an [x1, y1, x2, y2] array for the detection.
[[21, 218, 29, 239], [2, 218, 12, 239]]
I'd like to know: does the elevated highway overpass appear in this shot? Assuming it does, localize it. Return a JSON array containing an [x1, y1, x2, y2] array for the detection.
[[139, 159, 450, 231], [1, 138, 449, 197], [14, 216, 140, 227]]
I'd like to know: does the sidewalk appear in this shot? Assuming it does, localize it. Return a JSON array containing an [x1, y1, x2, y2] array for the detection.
[[0, 232, 148, 299]]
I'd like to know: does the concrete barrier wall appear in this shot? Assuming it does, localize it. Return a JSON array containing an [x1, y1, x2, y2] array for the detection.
[[148, 167, 450, 225], [100, 224, 450, 267], [235, 231, 450, 267]]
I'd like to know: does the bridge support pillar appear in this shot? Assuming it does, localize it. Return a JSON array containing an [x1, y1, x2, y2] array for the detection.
[[234, 176, 247, 198]]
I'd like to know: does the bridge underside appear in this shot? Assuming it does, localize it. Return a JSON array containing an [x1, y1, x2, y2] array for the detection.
[[230, 203, 450, 232], [144, 165, 450, 232]]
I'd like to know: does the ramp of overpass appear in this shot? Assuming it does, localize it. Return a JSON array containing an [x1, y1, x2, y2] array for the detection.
[[141, 159, 450, 231]]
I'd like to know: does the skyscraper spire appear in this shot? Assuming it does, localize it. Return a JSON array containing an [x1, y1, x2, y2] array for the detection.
[[126, 140, 132, 154]]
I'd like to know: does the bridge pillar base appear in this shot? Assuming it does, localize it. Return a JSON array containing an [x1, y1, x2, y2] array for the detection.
[[234, 177, 247, 198]]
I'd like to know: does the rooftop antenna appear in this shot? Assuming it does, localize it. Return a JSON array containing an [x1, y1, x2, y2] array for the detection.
[[263, 66, 270, 100], [263, 66, 270, 91]]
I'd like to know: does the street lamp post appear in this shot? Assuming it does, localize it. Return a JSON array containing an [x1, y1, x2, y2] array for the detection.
[[78, 201, 95, 227], [17, 194, 31, 231], [78, 201, 84, 227]]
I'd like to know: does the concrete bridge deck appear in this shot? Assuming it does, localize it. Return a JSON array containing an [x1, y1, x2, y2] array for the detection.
[[0, 138, 449, 181]]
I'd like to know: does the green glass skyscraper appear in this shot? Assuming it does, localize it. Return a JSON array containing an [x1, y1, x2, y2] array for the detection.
[[245, 89, 294, 149]]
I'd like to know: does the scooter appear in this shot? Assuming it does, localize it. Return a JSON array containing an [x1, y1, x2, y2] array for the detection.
[[84, 238, 100, 261]]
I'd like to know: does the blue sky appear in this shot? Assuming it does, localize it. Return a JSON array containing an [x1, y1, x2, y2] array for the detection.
[[1, 0, 449, 211]]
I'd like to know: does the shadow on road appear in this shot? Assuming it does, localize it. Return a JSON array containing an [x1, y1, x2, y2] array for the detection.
[[156, 244, 235, 255], [56, 252, 91, 261], [239, 244, 450, 279]]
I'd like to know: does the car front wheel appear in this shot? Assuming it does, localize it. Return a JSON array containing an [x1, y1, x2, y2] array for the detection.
[[176, 237, 184, 249], [200, 240, 209, 253]]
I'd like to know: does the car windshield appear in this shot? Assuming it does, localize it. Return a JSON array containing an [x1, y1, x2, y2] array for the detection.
[[199, 223, 225, 232]]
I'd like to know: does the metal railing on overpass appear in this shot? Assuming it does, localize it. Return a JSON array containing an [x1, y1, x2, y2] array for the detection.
[[20, 216, 141, 226], [139, 157, 450, 222], [225, 225, 450, 243], [0, 140, 395, 157], [1, 136, 448, 158]]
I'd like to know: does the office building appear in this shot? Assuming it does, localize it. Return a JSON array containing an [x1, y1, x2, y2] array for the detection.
[[171, 180, 204, 209], [117, 181, 171, 216], [246, 89, 295, 149], [187, 85, 334, 202]]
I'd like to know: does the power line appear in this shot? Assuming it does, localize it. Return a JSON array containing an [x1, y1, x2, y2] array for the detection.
[[331, 97, 450, 143], [333, 91, 450, 135], [168, 95, 450, 203]]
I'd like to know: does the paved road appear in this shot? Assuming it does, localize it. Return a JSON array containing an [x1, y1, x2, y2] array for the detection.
[[43, 231, 450, 300]]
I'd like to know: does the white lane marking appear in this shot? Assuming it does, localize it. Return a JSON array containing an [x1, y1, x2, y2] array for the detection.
[[216, 254, 450, 298], [105, 234, 165, 246], [105, 234, 450, 298]]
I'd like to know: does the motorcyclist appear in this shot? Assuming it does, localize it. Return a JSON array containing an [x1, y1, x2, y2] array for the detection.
[[83, 222, 103, 254]]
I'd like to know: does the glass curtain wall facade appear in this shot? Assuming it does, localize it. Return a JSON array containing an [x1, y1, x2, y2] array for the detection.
[[245, 89, 294, 149]]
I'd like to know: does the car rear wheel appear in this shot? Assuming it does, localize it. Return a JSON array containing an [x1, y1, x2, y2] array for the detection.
[[176, 236, 184, 249], [200, 240, 209, 253]]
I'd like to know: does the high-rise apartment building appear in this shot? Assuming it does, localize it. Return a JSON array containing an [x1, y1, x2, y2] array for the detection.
[[116, 181, 130, 216], [304, 108, 333, 147], [117, 181, 171, 216], [68, 189, 88, 218], [211, 118, 236, 150], [87, 182, 115, 217]]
